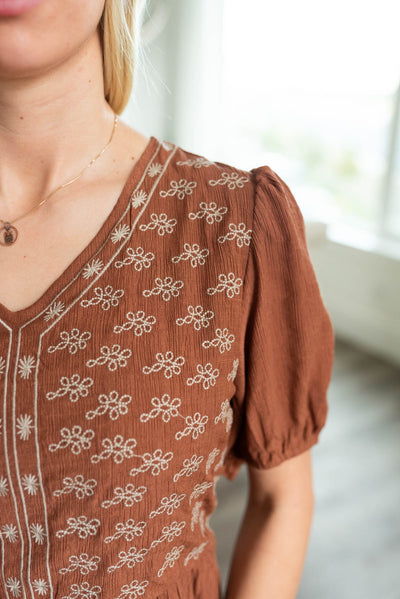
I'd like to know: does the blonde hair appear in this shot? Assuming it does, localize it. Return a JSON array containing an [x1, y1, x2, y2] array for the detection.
[[100, 0, 146, 115]]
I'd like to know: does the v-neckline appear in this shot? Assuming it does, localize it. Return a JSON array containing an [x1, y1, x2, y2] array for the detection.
[[0, 134, 160, 329]]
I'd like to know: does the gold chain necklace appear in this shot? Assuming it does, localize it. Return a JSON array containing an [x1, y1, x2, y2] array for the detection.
[[0, 112, 119, 247]]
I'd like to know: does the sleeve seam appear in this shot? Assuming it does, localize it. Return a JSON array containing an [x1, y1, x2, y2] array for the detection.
[[240, 167, 259, 308]]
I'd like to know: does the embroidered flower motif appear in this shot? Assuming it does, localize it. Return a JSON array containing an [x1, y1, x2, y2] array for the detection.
[[107, 545, 149, 573], [21, 473, 39, 495], [82, 257, 104, 279], [186, 362, 219, 390], [80, 285, 124, 311], [147, 162, 163, 177], [188, 201, 228, 224], [113, 310, 156, 336], [46, 374, 94, 403], [149, 492, 186, 519], [1, 523, 18, 543], [175, 413, 208, 441], [103, 518, 146, 544], [114, 246, 155, 270], [142, 351, 185, 379], [184, 540, 209, 566], [206, 272, 243, 298], [201, 327, 235, 353], [56, 515, 100, 540], [130, 189, 148, 209], [175, 304, 215, 330], [48, 425, 95, 455], [47, 328, 91, 355], [5, 576, 21, 597], [208, 171, 249, 189], [171, 242, 209, 267], [138, 212, 177, 236], [111, 223, 131, 243], [176, 157, 214, 168], [53, 474, 97, 500], [149, 520, 186, 550], [30, 523, 46, 545], [60, 581, 101, 599], [214, 399, 234, 432], [142, 276, 184, 301], [85, 390, 132, 421], [90, 434, 137, 465], [159, 178, 197, 200], [58, 553, 101, 576], [101, 483, 147, 509], [129, 449, 174, 478], [86, 344, 132, 372], [44, 300, 65, 321], [32, 578, 49, 595], [0, 475, 9, 496], [17, 355, 36, 379], [157, 544, 185, 577], [173, 454, 204, 483], [16, 414, 34, 441], [115, 580, 149, 599], [218, 222, 252, 248]]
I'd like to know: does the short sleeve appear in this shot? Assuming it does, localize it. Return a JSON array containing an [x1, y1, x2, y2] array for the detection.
[[222, 165, 335, 479]]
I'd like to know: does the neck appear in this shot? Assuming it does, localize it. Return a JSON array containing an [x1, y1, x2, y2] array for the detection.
[[0, 31, 115, 219]]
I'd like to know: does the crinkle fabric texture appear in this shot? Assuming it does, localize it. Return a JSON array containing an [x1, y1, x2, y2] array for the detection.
[[0, 136, 335, 598]]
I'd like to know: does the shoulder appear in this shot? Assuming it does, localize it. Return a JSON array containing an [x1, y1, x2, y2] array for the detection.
[[158, 138, 306, 246]]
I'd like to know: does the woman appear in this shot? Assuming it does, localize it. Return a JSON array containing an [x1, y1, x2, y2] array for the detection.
[[0, 1, 335, 598]]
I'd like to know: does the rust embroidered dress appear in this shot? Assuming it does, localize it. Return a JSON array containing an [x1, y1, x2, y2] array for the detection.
[[0, 136, 335, 599]]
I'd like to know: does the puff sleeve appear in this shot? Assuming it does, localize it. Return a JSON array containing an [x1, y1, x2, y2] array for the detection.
[[223, 165, 335, 479]]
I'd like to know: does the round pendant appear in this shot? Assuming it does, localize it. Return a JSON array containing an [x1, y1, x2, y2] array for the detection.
[[0, 222, 18, 246]]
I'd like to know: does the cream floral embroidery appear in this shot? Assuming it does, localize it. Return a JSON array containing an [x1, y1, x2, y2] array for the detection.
[[61, 581, 101, 599], [80, 285, 124, 310], [58, 553, 101, 575], [82, 257, 104, 279], [114, 246, 155, 270], [16, 414, 34, 440], [184, 540, 209, 566], [130, 189, 148, 209], [111, 223, 131, 243], [86, 344, 132, 372], [171, 242, 209, 267], [159, 178, 197, 200], [188, 201, 228, 224], [175, 304, 215, 330], [48, 425, 95, 455], [208, 171, 249, 189], [55, 515, 100, 539], [113, 310, 156, 336], [18, 355, 36, 379], [202, 327, 235, 353], [103, 518, 146, 544], [157, 544, 185, 577], [176, 157, 214, 168], [46, 374, 94, 403], [53, 475, 97, 499], [218, 222, 252, 248], [138, 212, 177, 236], [148, 492, 186, 519], [47, 328, 91, 355], [85, 391, 132, 421], [142, 351, 185, 378], [44, 300, 65, 321], [101, 483, 147, 509], [207, 272, 243, 298], [186, 362, 219, 389], [142, 276, 184, 301]]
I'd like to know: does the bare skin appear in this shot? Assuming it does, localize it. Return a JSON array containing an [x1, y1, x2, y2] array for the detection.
[[0, 0, 149, 312]]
